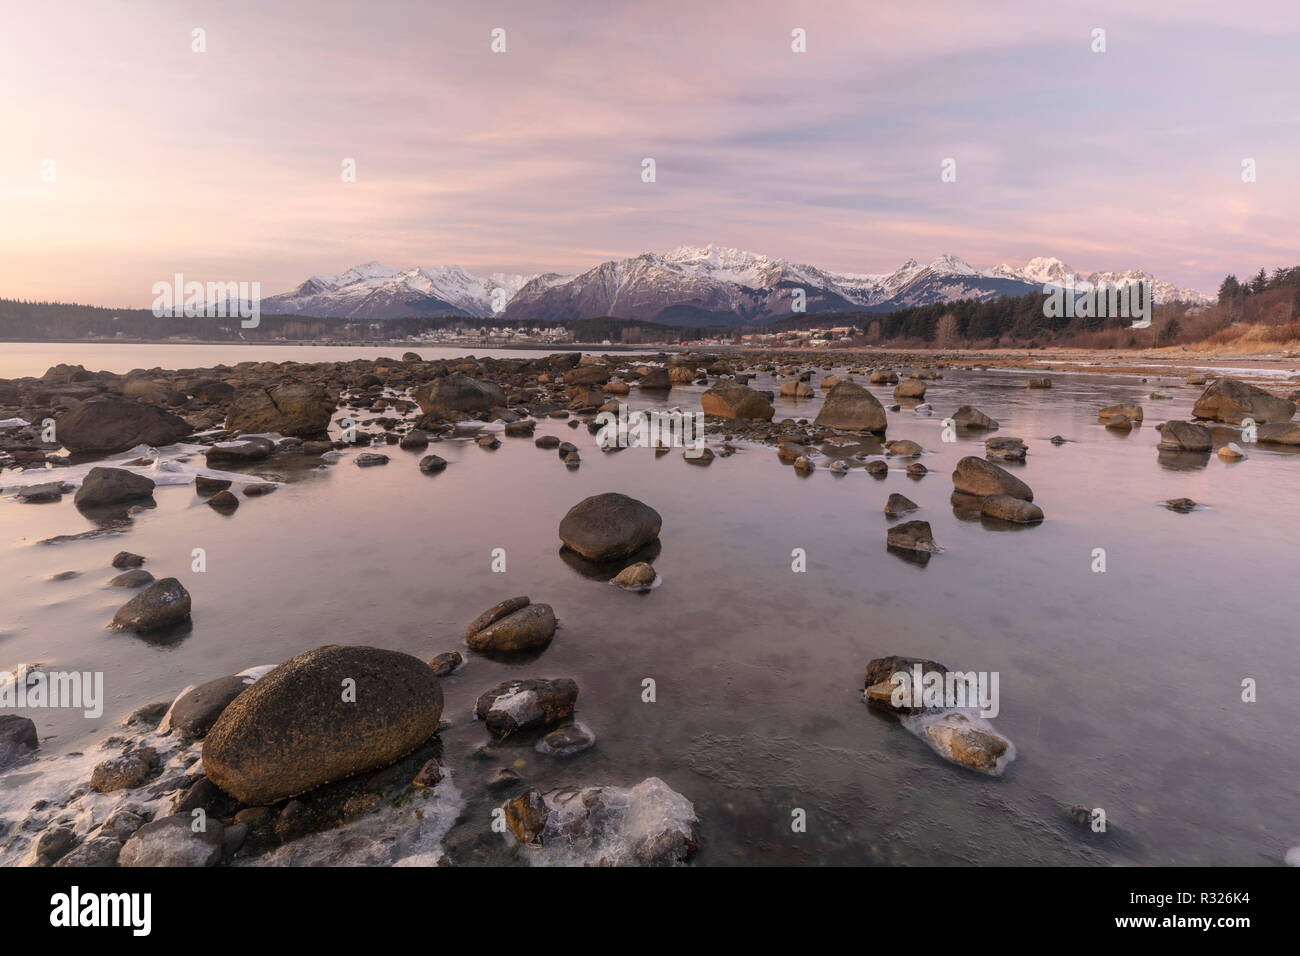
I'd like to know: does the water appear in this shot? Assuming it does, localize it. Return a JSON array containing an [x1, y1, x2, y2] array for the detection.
[[2, 356, 1298, 866]]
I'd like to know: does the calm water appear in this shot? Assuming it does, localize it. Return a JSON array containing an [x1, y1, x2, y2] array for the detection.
[[2, 356, 1297, 866]]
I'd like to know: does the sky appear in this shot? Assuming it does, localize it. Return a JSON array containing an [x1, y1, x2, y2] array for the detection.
[[1, 0, 1297, 307]]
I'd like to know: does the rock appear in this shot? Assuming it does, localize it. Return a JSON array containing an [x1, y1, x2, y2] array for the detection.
[[112, 551, 145, 569], [118, 815, 224, 867], [1218, 442, 1246, 461], [559, 493, 662, 561], [1027, 376, 1052, 388], [90, 748, 155, 792], [16, 482, 66, 503], [428, 651, 462, 677], [503, 420, 535, 438], [418, 454, 448, 473], [188, 378, 235, 402], [951, 456, 1033, 500], [467, 602, 557, 654], [884, 493, 919, 518], [0, 715, 38, 768], [108, 578, 192, 633], [917, 711, 1015, 775], [1156, 421, 1213, 452], [109, 569, 154, 587], [503, 789, 550, 844], [1193, 378, 1295, 424], [1104, 414, 1134, 431], [683, 446, 713, 464], [195, 476, 232, 496], [792, 455, 815, 473], [413, 374, 505, 417], [399, 429, 430, 450], [885, 439, 923, 457], [536, 722, 596, 757], [534, 435, 561, 449], [55, 398, 191, 454], [639, 368, 671, 390], [226, 383, 335, 437], [474, 677, 579, 739], [1049, 435, 1067, 445], [355, 452, 389, 467], [700, 382, 774, 420], [866, 460, 888, 477], [160, 675, 252, 738], [980, 494, 1044, 523], [779, 380, 814, 398], [814, 381, 887, 434], [893, 380, 926, 399], [207, 490, 239, 512], [907, 463, 928, 477], [52, 836, 122, 868], [402, 351, 423, 362], [1165, 498, 1198, 512], [412, 759, 443, 788], [202, 645, 444, 804], [1099, 403, 1143, 423], [1257, 422, 1300, 445], [476, 433, 500, 450], [611, 561, 656, 590], [73, 467, 155, 508], [204, 437, 275, 463], [869, 369, 898, 384], [887, 520, 941, 553], [951, 405, 998, 430], [984, 437, 1027, 461], [243, 482, 276, 496]]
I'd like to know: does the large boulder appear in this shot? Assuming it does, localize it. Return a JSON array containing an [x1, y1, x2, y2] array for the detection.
[[559, 493, 662, 561], [55, 398, 191, 454], [226, 383, 334, 437], [1156, 420, 1212, 452], [1193, 378, 1295, 424], [73, 467, 156, 507], [202, 645, 444, 804], [952, 456, 1033, 501], [109, 578, 191, 633], [814, 381, 887, 434], [412, 374, 505, 417], [1258, 422, 1300, 446], [700, 382, 774, 420]]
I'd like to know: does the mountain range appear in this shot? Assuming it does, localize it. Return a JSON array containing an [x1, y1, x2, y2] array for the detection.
[[261, 246, 1213, 326]]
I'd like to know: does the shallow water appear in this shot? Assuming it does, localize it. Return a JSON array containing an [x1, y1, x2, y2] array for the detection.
[[2, 359, 1298, 866]]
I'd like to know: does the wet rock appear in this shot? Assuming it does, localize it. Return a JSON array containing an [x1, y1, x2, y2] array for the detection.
[[428, 651, 462, 677], [905, 462, 927, 478], [1104, 414, 1134, 431], [55, 398, 192, 454], [123, 702, 168, 727], [984, 437, 1027, 461], [207, 490, 239, 512], [885, 439, 923, 457], [1027, 376, 1052, 388], [638, 367, 671, 390], [1258, 422, 1300, 445], [16, 482, 66, 503], [112, 551, 145, 569], [951, 405, 998, 430], [476, 433, 501, 450], [700, 382, 774, 420], [26, 826, 77, 866], [466, 601, 557, 654], [1049, 435, 1067, 445], [91, 748, 155, 792], [0, 715, 38, 768], [611, 561, 656, 590], [418, 454, 447, 473], [951, 456, 1033, 501], [916, 711, 1015, 775], [893, 380, 926, 399], [1165, 498, 1198, 512], [73, 467, 155, 508], [355, 452, 389, 467], [412, 759, 443, 788], [1218, 442, 1246, 461], [204, 437, 275, 463], [866, 460, 888, 477], [683, 446, 713, 464], [195, 476, 232, 496], [503, 420, 536, 437], [243, 482, 276, 496], [887, 519, 941, 553], [792, 455, 815, 473], [503, 789, 550, 844], [558, 492, 662, 562], [884, 493, 919, 518], [160, 675, 253, 738], [779, 380, 814, 398], [474, 677, 579, 739], [226, 383, 335, 437], [52, 836, 122, 868], [534, 435, 561, 449], [1099, 403, 1143, 423], [412, 374, 505, 417], [108, 569, 154, 588], [536, 722, 596, 757], [1193, 378, 1295, 424], [202, 644, 444, 805], [814, 381, 887, 434], [980, 494, 1044, 523], [108, 578, 192, 633], [118, 815, 224, 867], [1156, 421, 1212, 452]]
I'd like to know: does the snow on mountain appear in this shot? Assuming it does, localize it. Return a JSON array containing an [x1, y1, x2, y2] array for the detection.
[[263, 247, 1212, 323]]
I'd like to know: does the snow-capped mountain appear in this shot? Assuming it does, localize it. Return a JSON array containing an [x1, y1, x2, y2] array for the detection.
[[263, 247, 1212, 325]]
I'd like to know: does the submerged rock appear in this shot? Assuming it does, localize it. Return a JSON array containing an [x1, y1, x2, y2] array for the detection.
[[910, 710, 1016, 776], [611, 561, 657, 590], [887, 520, 941, 553], [536, 722, 597, 758], [202, 644, 444, 804]]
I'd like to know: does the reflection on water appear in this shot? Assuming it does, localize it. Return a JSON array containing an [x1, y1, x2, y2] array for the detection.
[[2, 359, 1298, 865]]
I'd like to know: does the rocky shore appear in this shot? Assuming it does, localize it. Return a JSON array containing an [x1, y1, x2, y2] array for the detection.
[[1, 347, 1297, 866]]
